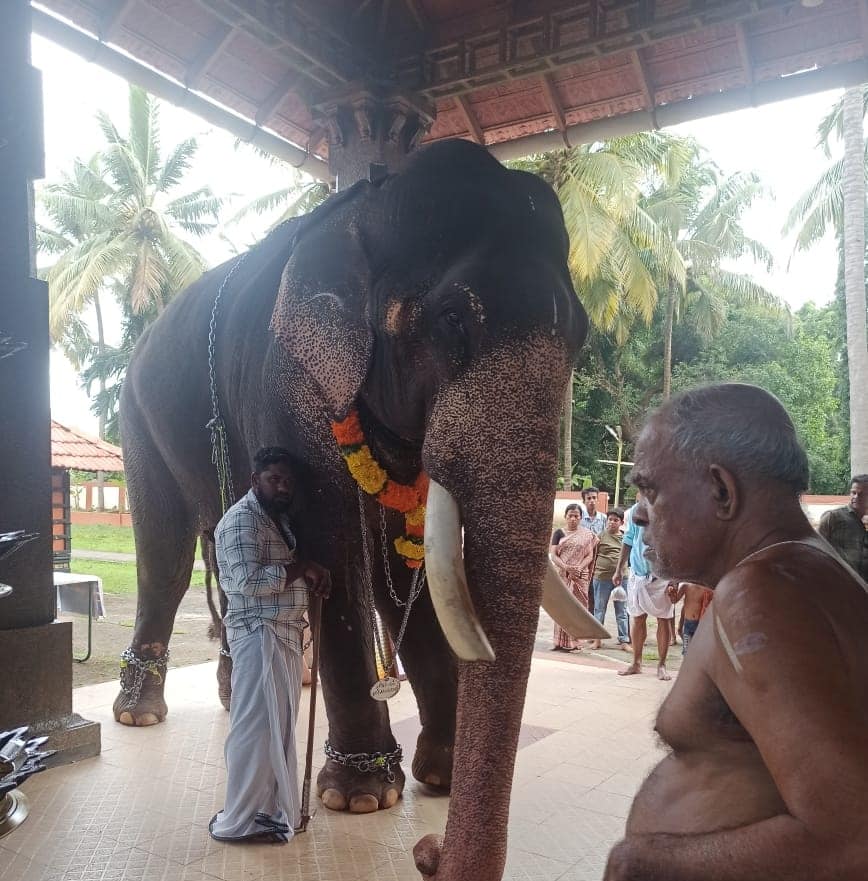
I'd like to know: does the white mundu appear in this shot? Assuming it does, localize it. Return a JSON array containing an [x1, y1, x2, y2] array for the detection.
[[209, 622, 303, 841], [626, 573, 674, 619]]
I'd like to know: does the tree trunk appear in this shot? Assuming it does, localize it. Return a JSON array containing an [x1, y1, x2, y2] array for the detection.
[[842, 87, 868, 475], [561, 371, 573, 489], [662, 286, 676, 401], [94, 292, 106, 510]]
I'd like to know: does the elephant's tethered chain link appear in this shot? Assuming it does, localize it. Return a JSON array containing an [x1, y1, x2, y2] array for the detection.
[[207, 253, 248, 515]]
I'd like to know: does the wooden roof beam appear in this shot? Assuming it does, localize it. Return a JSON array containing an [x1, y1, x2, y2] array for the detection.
[[455, 94, 485, 144], [540, 73, 570, 147], [402, 0, 430, 31], [735, 22, 755, 100], [255, 69, 301, 126], [185, 24, 236, 89], [860, 0, 868, 57], [99, 0, 136, 42], [632, 48, 653, 109]]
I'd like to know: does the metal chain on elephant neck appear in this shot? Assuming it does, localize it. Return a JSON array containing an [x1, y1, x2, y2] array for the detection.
[[206, 254, 249, 515], [357, 488, 425, 699]]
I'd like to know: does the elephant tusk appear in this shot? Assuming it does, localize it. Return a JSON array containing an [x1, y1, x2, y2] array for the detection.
[[424, 480, 496, 663], [542, 560, 611, 640]]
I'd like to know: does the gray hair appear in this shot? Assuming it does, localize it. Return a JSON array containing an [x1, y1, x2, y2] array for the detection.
[[652, 383, 809, 493]]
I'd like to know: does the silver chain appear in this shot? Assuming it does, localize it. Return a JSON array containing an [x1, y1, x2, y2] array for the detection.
[[357, 488, 425, 678], [206, 254, 249, 514], [118, 647, 169, 709], [323, 740, 403, 783]]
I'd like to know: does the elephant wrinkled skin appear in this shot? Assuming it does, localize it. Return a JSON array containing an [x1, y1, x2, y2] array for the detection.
[[116, 140, 587, 881]]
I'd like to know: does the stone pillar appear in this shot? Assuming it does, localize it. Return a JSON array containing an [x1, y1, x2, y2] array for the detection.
[[313, 85, 435, 190], [0, 0, 100, 764]]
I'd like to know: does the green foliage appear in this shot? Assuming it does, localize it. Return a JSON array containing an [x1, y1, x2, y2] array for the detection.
[[71, 523, 136, 554], [71, 559, 205, 596]]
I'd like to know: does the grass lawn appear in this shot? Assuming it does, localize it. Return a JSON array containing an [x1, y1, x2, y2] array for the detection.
[[70, 560, 206, 596], [71, 523, 136, 554]]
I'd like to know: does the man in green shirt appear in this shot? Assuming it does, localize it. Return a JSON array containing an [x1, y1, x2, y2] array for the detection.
[[588, 509, 629, 650], [818, 475, 867, 581]]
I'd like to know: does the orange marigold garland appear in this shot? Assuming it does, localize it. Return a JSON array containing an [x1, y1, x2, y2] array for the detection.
[[331, 409, 428, 568]]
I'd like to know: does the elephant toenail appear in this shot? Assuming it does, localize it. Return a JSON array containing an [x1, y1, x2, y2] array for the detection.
[[118, 711, 134, 726], [136, 713, 159, 726], [349, 794, 379, 813], [321, 789, 348, 811], [382, 788, 399, 808], [424, 774, 441, 787]]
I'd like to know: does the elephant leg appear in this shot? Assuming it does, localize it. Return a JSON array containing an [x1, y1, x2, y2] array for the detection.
[[378, 585, 457, 792], [315, 575, 406, 813], [113, 441, 198, 726]]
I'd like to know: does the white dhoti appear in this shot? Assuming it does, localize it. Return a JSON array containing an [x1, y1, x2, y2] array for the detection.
[[209, 624, 303, 841], [626, 573, 674, 619]]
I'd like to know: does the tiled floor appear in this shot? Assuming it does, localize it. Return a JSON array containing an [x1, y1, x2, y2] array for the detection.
[[2, 657, 670, 881]]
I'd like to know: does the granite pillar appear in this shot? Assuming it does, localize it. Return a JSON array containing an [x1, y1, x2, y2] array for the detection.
[[0, 0, 100, 765]]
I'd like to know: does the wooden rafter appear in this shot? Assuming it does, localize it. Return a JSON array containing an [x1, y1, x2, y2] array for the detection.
[[540, 73, 569, 146], [99, 0, 136, 42], [255, 69, 301, 126], [631, 48, 654, 110], [860, 0, 868, 58], [185, 24, 235, 89], [379, 0, 393, 42], [735, 22, 755, 95], [402, 0, 429, 31], [455, 94, 484, 144]]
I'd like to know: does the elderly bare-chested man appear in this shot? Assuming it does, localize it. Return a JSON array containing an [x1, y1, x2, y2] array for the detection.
[[604, 383, 868, 881]]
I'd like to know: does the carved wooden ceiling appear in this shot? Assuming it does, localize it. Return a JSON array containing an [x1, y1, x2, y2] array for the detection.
[[31, 0, 868, 164]]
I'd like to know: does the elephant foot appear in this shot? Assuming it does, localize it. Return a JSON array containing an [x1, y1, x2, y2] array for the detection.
[[414, 833, 444, 879], [113, 646, 170, 726], [412, 729, 453, 791], [316, 755, 405, 813], [217, 653, 232, 711]]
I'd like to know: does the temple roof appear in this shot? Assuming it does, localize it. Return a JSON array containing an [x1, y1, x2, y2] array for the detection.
[[51, 420, 125, 472], [32, 1, 868, 170]]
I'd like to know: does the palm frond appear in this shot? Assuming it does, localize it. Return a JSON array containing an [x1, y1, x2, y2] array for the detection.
[[158, 137, 198, 192]]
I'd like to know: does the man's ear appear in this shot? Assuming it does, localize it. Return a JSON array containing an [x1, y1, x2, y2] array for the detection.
[[709, 464, 739, 520]]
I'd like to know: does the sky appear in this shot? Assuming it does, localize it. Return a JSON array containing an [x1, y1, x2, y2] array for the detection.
[[32, 34, 843, 436]]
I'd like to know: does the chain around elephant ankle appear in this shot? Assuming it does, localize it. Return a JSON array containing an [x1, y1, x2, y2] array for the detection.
[[323, 740, 403, 783], [119, 647, 169, 707]]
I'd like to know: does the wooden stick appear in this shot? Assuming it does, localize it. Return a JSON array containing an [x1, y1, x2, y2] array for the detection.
[[298, 592, 322, 832]]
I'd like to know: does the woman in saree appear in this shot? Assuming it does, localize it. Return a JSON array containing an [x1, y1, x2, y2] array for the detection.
[[549, 503, 599, 651]]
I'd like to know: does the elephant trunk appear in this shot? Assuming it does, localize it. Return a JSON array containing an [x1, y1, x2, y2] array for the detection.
[[417, 337, 570, 881], [415, 486, 553, 881]]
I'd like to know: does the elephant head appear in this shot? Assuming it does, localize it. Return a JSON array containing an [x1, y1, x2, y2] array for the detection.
[[271, 140, 591, 881]]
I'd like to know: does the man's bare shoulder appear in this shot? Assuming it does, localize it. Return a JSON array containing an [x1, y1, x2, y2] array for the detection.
[[710, 539, 868, 677]]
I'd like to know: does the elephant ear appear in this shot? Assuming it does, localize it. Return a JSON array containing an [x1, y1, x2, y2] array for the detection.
[[270, 184, 374, 418]]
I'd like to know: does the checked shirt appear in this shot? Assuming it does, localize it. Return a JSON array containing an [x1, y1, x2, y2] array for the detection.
[[215, 488, 308, 652]]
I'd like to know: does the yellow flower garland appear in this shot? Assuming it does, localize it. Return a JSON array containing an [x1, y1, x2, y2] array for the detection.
[[332, 409, 428, 569]]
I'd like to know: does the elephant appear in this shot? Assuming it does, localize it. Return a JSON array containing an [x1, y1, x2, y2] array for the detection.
[[115, 139, 602, 881]]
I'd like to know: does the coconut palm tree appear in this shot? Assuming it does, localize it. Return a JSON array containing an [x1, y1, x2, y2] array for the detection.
[[517, 133, 689, 485], [646, 151, 778, 399], [785, 85, 868, 473], [40, 85, 219, 344]]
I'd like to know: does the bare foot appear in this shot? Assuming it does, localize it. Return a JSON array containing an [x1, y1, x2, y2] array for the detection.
[[657, 665, 672, 681], [618, 663, 641, 676], [619, 643, 632, 653], [588, 640, 601, 650]]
